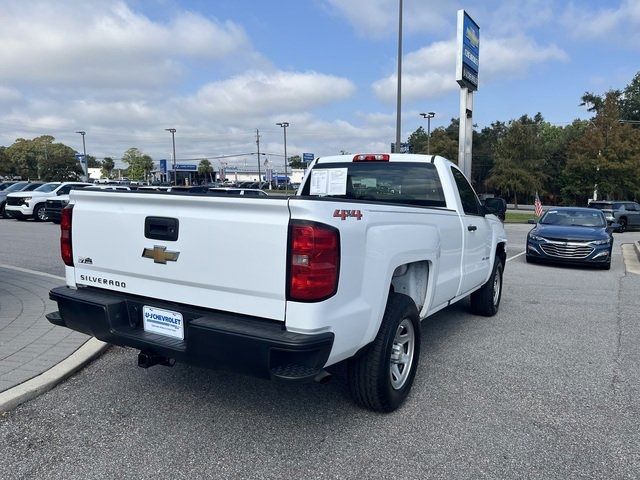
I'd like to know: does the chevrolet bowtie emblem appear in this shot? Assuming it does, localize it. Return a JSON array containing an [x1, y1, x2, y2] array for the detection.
[[142, 245, 180, 264]]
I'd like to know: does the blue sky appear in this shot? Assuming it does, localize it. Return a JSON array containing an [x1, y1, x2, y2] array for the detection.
[[0, 0, 638, 167]]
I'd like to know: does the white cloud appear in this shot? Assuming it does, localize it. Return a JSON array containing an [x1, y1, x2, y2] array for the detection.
[[184, 71, 356, 117], [561, 0, 640, 43], [0, 0, 252, 88], [372, 36, 567, 103], [322, 0, 453, 38]]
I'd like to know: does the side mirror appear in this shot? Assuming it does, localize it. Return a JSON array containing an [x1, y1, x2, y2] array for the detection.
[[483, 197, 507, 220], [527, 219, 536, 224]]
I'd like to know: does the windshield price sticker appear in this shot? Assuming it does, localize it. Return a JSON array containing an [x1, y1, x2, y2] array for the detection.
[[310, 168, 348, 196]]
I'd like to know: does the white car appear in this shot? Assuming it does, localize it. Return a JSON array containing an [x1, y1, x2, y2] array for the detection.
[[5, 182, 92, 221], [47, 154, 507, 412], [208, 187, 268, 196]]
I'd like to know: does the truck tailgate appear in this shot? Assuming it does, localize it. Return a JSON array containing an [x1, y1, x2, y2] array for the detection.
[[69, 190, 290, 321]]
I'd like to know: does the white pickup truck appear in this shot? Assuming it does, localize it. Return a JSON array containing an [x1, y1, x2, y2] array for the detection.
[[47, 153, 507, 412]]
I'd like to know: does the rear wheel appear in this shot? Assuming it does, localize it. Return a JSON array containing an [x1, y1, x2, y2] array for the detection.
[[470, 257, 504, 316], [33, 204, 47, 222], [347, 293, 420, 412], [618, 218, 627, 233], [0, 202, 6, 219]]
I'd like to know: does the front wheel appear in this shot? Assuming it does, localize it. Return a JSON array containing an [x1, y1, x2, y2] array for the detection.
[[33, 204, 47, 222], [470, 257, 504, 316], [347, 293, 420, 412]]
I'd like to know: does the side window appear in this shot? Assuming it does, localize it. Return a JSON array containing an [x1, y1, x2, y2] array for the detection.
[[57, 185, 72, 195], [451, 167, 481, 215]]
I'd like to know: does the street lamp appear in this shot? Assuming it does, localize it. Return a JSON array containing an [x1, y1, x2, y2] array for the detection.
[[165, 128, 177, 185], [276, 122, 289, 189], [75, 130, 87, 181], [419, 112, 436, 154], [395, 0, 403, 152]]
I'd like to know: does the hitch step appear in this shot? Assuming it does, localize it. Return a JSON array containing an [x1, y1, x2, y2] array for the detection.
[[137, 350, 176, 369]]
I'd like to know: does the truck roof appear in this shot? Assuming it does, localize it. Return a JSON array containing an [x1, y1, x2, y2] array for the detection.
[[314, 153, 456, 166]]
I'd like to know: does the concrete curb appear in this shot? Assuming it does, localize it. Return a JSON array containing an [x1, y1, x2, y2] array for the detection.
[[622, 244, 640, 276], [0, 338, 108, 413]]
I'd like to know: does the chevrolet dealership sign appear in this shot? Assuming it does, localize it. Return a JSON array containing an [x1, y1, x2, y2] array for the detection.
[[456, 10, 480, 91]]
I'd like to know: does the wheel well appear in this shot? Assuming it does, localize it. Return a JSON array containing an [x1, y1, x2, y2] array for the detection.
[[496, 242, 506, 265], [390, 261, 429, 310], [619, 216, 627, 223]]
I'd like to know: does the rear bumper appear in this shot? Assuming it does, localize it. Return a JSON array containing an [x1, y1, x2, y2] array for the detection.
[[47, 286, 334, 382]]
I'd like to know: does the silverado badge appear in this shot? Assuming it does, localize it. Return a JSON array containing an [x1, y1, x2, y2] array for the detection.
[[142, 245, 180, 264]]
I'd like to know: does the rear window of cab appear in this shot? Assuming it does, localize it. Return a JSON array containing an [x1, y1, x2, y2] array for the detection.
[[301, 162, 446, 208]]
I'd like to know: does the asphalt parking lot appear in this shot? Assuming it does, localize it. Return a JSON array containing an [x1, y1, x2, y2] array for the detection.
[[1, 220, 639, 479]]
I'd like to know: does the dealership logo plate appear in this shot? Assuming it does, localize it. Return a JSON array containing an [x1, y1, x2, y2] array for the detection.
[[142, 306, 184, 340]]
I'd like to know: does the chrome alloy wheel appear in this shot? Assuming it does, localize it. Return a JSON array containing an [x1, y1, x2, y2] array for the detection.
[[493, 269, 502, 307], [36, 206, 48, 221], [389, 318, 415, 390]]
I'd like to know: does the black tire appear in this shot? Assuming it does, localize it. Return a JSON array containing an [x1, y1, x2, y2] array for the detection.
[[526, 255, 535, 264], [470, 257, 504, 316], [33, 204, 47, 222], [0, 202, 6, 219], [347, 293, 420, 413], [618, 218, 627, 233]]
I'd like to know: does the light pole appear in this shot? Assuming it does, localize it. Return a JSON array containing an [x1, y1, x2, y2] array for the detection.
[[165, 128, 177, 185], [395, 0, 403, 152], [276, 122, 289, 189], [419, 112, 436, 154], [75, 130, 87, 181]]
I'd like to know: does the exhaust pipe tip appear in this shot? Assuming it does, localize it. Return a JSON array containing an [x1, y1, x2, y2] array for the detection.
[[314, 370, 332, 384]]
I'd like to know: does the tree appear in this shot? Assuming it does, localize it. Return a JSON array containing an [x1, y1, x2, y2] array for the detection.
[[0, 146, 7, 176], [2, 135, 81, 180], [4, 137, 40, 179], [86, 155, 101, 168], [122, 148, 154, 181], [428, 129, 458, 161], [563, 92, 640, 203], [485, 115, 546, 206], [38, 142, 83, 181], [101, 157, 115, 178], [198, 159, 214, 183], [288, 155, 304, 169], [621, 71, 640, 122]]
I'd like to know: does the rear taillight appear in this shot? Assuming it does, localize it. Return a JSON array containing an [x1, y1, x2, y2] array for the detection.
[[287, 221, 340, 302], [61, 205, 74, 267], [353, 154, 390, 162]]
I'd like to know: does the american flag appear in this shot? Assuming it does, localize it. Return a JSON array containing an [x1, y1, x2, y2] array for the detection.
[[534, 192, 543, 217]]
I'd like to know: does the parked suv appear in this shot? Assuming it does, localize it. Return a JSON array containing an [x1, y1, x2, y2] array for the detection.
[[588, 201, 640, 232], [1, 182, 45, 218], [5, 182, 92, 221]]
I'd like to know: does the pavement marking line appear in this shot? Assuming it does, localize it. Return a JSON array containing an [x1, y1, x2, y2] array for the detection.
[[506, 251, 526, 262], [0, 338, 108, 413], [0, 263, 64, 281]]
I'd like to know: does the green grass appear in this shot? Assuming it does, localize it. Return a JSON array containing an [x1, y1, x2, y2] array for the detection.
[[505, 211, 538, 223]]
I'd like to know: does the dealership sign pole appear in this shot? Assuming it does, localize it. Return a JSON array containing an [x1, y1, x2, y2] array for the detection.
[[456, 9, 479, 180]]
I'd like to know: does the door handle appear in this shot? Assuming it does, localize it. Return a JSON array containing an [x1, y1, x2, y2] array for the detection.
[[467, 225, 477, 232]]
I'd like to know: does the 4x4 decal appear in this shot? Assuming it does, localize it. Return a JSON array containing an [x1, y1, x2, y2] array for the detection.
[[333, 209, 363, 220]]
